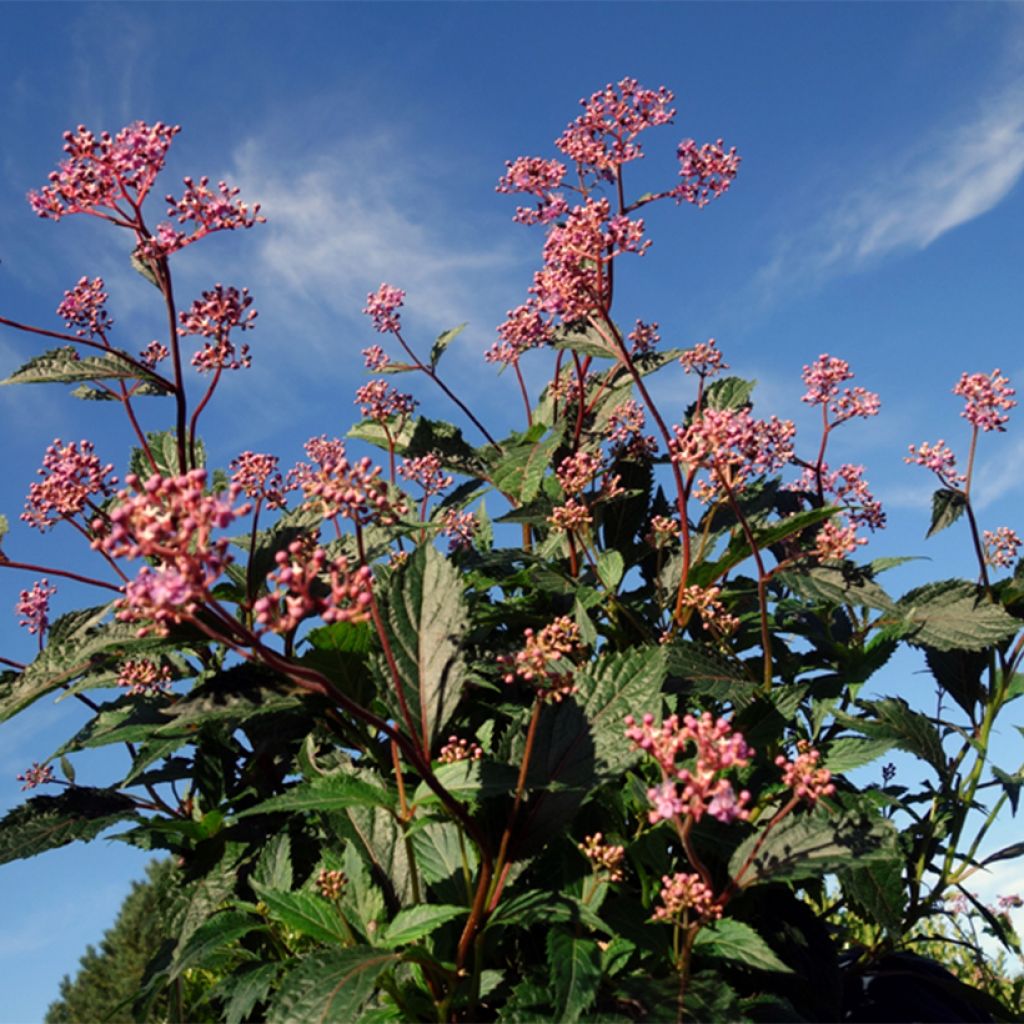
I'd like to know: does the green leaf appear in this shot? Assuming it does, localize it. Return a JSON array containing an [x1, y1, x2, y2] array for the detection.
[[382, 544, 469, 752], [822, 736, 894, 773], [59, 755, 76, 784], [596, 550, 624, 590], [898, 579, 1019, 651], [781, 563, 895, 612], [927, 488, 967, 538], [728, 810, 895, 888], [0, 788, 137, 864], [252, 884, 353, 946], [223, 962, 282, 1024], [129, 429, 204, 480], [430, 324, 466, 369], [686, 376, 756, 420], [0, 513, 8, 542], [252, 832, 293, 892], [408, 820, 479, 891], [665, 641, 757, 702], [693, 918, 793, 973], [840, 698, 946, 775], [840, 855, 906, 933], [551, 321, 616, 359], [491, 427, 563, 504], [546, 929, 602, 1022], [1, 346, 168, 389], [236, 773, 395, 819], [924, 645, 988, 717], [334, 804, 413, 909], [169, 910, 264, 980], [575, 647, 667, 774], [266, 947, 399, 1024], [381, 904, 465, 947], [411, 759, 517, 807]]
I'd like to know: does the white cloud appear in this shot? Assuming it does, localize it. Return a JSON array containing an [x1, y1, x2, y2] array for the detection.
[[756, 81, 1024, 296]]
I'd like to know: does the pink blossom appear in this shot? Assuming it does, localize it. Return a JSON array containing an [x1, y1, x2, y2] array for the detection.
[[179, 284, 257, 338], [627, 320, 660, 356], [499, 616, 582, 701], [556, 450, 602, 496], [579, 833, 626, 882], [441, 508, 478, 552], [556, 78, 676, 171], [548, 498, 593, 534], [362, 345, 391, 371], [606, 399, 647, 444], [678, 337, 728, 378], [497, 156, 569, 224], [678, 584, 740, 636], [230, 451, 286, 510], [813, 520, 865, 561], [117, 658, 173, 696], [28, 121, 180, 221], [652, 872, 721, 923], [984, 527, 1021, 569], [674, 138, 741, 208], [398, 453, 453, 496], [149, 176, 263, 256], [16, 579, 57, 635], [438, 735, 484, 763], [904, 439, 965, 488], [776, 740, 835, 804], [364, 283, 405, 334], [953, 369, 1016, 432], [56, 277, 112, 337], [790, 462, 886, 531], [16, 762, 56, 790], [139, 340, 170, 368], [486, 301, 552, 366], [801, 354, 880, 424], [354, 379, 416, 423], [22, 439, 117, 531]]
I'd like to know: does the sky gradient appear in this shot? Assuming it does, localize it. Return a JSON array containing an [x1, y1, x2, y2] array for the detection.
[[1, 3, 1023, 1018]]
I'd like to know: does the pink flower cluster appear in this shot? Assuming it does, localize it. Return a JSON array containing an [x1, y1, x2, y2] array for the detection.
[[813, 520, 865, 562], [801, 355, 880, 424], [775, 740, 835, 804], [355, 379, 416, 423], [670, 407, 796, 500], [364, 284, 405, 334], [179, 284, 256, 372], [362, 345, 391, 372], [674, 139, 741, 208], [117, 658, 173, 696], [438, 735, 484, 764], [22, 438, 117, 531], [625, 712, 753, 825], [606, 398, 647, 445], [984, 526, 1021, 570], [548, 498, 593, 535], [93, 470, 250, 635], [317, 869, 348, 901], [496, 156, 569, 225], [953, 369, 1016, 432], [398, 454, 453, 496], [486, 302, 552, 366], [144, 176, 264, 258], [556, 450, 602, 496], [139, 340, 170, 368], [679, 338, 728, 378], [290, 436, 404, 526], [16, 762, 56, 790], [28, 121, 180, 220], [579, 832, 626, 882], [678, 584, 740, 636], [904, 439, 965, 488], [499, 615, 583, 701], [56, 277, 112, 337], [652, 872, 721, 923], [16, 579, 57, 636], [556, 78, 676, 171], [440, 508, 478, 553], [230, 451, 287, 510], [253, 537, 373, 634], [790, 462, 885, 532]]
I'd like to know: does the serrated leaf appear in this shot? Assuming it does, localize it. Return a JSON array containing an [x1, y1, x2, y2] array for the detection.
[[381, 903, 465, 947], [1, 346, 166, 389], [551, 321, 616, 359], [252, 832, 293, 892], [898, 579, 1019, 651], [429, 323, 466, 368], [266, 947, 398, 1024], [728, 810, 894, 888], [169, 910, 265, 980], [0, 788, 137, 864], [687, 376, 756, 420], [546, 929, 602, 1022], [822, 736, 894, 773], [843, 698, 946, 775], [924, 645, 988, 717], [382, 544, 469, 753], [693, 918, 793, 973], [252, 884, 353, 945], [491, 427, 563, 504], [927, 488, 967, 538], [596, 550, 624, 590], [236, 774, 395, 819], [411, 759, 517, 807], [408, 819, 479, 892], [223, 962, 282, 1024], [781, 563, 895, 611], [840, 854, 906, 933], [665, 641, 757, 702], [129, 429, 204, 480]]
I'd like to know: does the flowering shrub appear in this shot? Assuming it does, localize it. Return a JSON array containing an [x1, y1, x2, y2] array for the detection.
[[1, 80, 1022, 1022]]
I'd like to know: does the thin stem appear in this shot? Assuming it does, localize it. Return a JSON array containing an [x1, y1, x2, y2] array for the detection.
[[0, 559, 122, 592]]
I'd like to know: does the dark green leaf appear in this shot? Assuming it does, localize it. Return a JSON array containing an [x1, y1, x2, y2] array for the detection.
[[252, 832, 293, 892], [781, 564, 895, 612], [223, 962, 282, 1024], [840, 854, 906, 933], [411, 759, 517, 807], [252, 883, 353, 946], [0, 788, 137, 864], [169, 910, 264, 980], [822, 736, 894, 773], [236, 773, 395, 818], [491, 427, 563, 504], [381, 904, 465, 947], [898, 579, 1019, 651], [267, 947, 399, 1024], [842, 698, 947, 775], [430, 324, 466, 368], [981, 840, 1024, 867], [1, 346, 167, 389], [546, 929, 602, 1022], [692, 918, 793, 973], [927, 488, 967, 538], [924, 645, 988, 717]]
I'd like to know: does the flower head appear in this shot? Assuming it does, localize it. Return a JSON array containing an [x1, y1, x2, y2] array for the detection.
[[801, 355, 880, 424], [500, 616, 583, 701], [117, 658, 173, 696], [16, 579, 57, 636], [652, 872, 721, 923], [439, 736, 484, 763], [16, 762, 56, 790], [22, 439, 117, 531], [364, 284, 405, 334], [398, 454, 453, 497], [579, 833, 626, 882], [984, 527, 1021, 570], [57, 277, 112, 337], [497, 156, 569, 224], [230, 451, 286, 510], [775, 740, 834, 804], [954, 369, 1016, 432], [674, 139, 741, 208]]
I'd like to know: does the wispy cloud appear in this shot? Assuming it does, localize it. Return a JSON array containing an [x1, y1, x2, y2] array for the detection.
[[756, 80, 1024, 297]]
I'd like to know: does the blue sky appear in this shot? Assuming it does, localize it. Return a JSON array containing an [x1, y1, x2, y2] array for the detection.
[[1, 2, 1024, 1018]]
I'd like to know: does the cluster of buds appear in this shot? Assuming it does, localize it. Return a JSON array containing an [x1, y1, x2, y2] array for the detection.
[[548, 499, 593, 535], [904, 439, 965, 488], [364, 284, 405, 334], [253, 538, 373, 634], [230, 451, 287, 510], [56, 277, 112, 337], [556, 450, 603, 496], [813, 520, 866, 562], [984, 527, 1021, 570], [398, 454, 453, 497], [775, 740, 835, 805], [646, 514, 680, 548], [179, 284, 257, 373], [954, 369, 1016, 432], [92, 470, 250, 636], [438, 736, 484, 764], [801, 354, 881, 425], [290, 436, 405, 526], [677, 584, 740, 636], [678, 337, 728, 378], [16, 762, 56, 791], [628, 320, 660, 356], [579, 833, 626, 882], [652, 872, 721, 924], [440, 508, 478, 553], [674, 139, 741, 208], [486, 301, 552, 366], [15, 579, 57, 636], [496, 156, 568, 226], [116, 658, 173, 696], [625, 712, 753, 825], [789, 462, 886, 533], [22, 439, 117, 531], [355, 379, 416, 423], [317, 869, 348, 902], [499, 616, 584, 702]]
